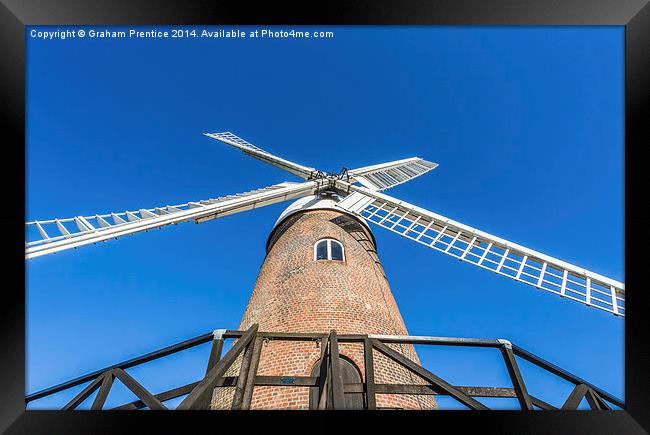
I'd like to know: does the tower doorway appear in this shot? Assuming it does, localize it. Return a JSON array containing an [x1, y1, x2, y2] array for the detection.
[[309, 356, 365, 409]]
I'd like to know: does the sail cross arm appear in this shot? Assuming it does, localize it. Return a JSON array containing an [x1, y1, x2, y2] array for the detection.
[[335, 185, 625, 317], [25, 181, 318, 259]]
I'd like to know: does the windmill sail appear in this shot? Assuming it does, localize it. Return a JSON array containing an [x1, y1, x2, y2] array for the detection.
[[205, 132, 317, 179], [337, 185, 625, 317], [349, 157, 439, 191], [25, 181, 318, 259]]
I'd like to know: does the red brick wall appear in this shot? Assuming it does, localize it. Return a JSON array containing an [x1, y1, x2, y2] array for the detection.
[[211, 209, 436, 409]]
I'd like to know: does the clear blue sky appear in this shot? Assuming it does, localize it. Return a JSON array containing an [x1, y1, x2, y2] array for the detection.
[[26, 26, 624, 410]]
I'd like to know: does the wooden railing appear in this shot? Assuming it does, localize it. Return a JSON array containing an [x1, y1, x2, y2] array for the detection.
[[26, 325, 623, 410]]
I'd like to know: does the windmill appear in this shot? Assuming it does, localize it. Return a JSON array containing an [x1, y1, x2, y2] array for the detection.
[[25, 132, 625, 410]]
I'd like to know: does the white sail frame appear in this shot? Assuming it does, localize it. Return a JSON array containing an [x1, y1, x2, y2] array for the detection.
[[336, 184, 625, 317], [204, 132, 316, 180], [349, 157, 439, 191], [26, 181, 318, 259]]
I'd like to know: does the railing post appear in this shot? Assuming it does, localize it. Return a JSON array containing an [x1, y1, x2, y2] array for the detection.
[[562, 384, 590, 410], [363, 337, 377, 410], [62, 373, 106, 410], [177, 324, 259, 410], [205, 329, 226, 375], [328, 331, 346, 409], [498, 339, 533, 410], [231, 334, 257, 410], [317, 336, 330, 410], [584, 388, 607, 410], [240, 336, 264, 410], [91, 370, 115, 410]]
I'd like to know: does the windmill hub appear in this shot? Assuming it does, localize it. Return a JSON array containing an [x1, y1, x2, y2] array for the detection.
[[309, 167, 350, 182]]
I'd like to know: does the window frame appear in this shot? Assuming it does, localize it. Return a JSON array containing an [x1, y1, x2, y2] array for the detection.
[[314, 238, 345, 261]]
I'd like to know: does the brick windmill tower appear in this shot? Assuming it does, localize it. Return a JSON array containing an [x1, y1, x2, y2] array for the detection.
[[211, 191, 436, 409], [25, 131, 625, 410]]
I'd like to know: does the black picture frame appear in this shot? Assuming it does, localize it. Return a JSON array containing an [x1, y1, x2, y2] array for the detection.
[[1, 0, 648, 433]]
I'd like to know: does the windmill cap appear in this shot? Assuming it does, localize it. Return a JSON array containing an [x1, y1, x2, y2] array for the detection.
[[272, 192, 371, 233], [266, 192, 375, 255]]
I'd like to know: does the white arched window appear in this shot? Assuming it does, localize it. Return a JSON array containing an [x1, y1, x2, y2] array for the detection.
[[314, 238, 345, 261]]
